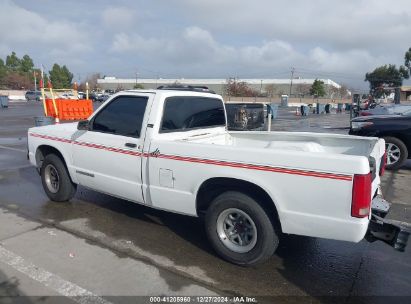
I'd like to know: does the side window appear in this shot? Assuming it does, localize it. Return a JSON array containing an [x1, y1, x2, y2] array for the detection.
[[91, 96, 148, 137], [160, 96, 225, 133]]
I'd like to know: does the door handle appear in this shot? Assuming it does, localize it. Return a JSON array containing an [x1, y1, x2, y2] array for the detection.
[[125, 143, 137, 148]]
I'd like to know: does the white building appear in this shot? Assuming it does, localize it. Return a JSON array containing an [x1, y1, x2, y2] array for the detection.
[[97, 77, 342, 97]]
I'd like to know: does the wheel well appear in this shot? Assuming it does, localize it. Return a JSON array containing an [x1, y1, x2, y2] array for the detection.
[[196, 177, 281, 230], [35, 145, 66, 169], [381, 133, 410, 152]]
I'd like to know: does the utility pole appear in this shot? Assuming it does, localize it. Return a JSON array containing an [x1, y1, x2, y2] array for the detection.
[[289, 67, 295, 97], [33, 70, 37, 92]]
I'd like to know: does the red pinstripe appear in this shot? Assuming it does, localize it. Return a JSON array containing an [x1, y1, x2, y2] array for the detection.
[[29, 132, 352, 181], [155, 154, 352, 181]]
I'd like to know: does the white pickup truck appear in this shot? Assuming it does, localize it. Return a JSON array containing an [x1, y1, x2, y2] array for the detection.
[[27, 88, 409, 265]]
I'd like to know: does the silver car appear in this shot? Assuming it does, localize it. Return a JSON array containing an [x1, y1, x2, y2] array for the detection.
[[25, 91, 42, 101]]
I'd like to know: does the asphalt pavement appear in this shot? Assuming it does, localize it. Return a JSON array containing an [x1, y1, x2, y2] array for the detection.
[[0, 101, 410, 304]]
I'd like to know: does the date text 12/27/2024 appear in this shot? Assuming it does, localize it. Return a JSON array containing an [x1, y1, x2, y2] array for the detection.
[[149, 296, 257, 303]]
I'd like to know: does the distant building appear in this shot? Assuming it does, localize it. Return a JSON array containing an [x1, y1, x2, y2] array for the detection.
[[400, 86, 411, 101], [97, 77, 342, 98]]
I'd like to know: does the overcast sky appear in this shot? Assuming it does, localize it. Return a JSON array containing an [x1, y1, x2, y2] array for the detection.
[[1, 0, 410, 91]]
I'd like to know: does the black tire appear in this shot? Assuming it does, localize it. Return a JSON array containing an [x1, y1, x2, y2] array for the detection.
[[383, 137, 408, 170], [205, 191, 279, 266], [40, 154, 76, 202]]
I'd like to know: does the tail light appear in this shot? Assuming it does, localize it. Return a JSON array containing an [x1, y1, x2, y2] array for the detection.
[[379, 152, 387, 176], [351, 173, 372, 218]]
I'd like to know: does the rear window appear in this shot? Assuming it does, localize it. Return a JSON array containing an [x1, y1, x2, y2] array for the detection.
[[160, 96, 225, 133]]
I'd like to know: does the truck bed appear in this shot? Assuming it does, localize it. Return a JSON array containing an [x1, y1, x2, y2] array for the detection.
[[180, 130, 381, 159]]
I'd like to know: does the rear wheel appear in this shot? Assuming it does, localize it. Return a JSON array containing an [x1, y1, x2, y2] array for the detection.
[[384, 137, 408, 170], [41, 154, 76, 201], [205, 191, 279, 266]]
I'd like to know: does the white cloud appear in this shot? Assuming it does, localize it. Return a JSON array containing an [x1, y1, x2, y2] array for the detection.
[[109, 25, 388, 83], [308, 48, 384, 74], [101, 7, 136, 30], [0, 0, 91, 58], [168, 0, 411, 54], [1, 0, 409, 88], [110, 33, 164, 53]]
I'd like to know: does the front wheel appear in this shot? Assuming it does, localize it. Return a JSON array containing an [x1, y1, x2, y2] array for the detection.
[[205, 191, 279, 266], [41, 154, 77, 202], [384, 137, 408, 170]]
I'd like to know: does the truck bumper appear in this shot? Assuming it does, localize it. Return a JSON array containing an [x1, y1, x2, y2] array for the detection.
[[366, 196, 410, 252]]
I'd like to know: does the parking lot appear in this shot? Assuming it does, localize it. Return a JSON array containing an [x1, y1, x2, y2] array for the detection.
[[0, 101, 410, 303]]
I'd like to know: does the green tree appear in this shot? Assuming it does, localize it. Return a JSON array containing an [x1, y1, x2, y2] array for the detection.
[[365, 64, 409, 97], [405, 47, 411, 72], [49, 64, 73, 89], [0, 59, 6, 85], [5, 51, 21, 71], [20, 55, 34, 73], [309, 79, 326, 98]]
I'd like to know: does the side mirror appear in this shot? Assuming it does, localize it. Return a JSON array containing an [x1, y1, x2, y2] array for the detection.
[[77, 120, 89, 130]]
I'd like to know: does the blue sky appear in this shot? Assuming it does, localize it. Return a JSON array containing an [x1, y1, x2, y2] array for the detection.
[[1, 0, 410, 91]]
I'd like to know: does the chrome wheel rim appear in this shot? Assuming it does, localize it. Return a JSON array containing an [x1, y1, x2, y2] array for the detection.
[[216, 208, 257, 253], [44, 164, 60, 193], [386, 143, 401, 165]]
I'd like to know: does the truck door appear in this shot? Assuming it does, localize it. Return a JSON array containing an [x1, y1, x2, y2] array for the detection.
[[72, 94, 152, 204]]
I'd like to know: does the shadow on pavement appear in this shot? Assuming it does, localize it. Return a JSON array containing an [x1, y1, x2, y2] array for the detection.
[[0, 269, 39, 304]]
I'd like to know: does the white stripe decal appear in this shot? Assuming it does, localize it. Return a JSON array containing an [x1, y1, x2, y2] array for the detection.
[[0, 245, 112, 304]]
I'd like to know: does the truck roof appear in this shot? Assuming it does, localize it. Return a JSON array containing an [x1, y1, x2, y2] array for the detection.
[[122, 89, 222, 99]]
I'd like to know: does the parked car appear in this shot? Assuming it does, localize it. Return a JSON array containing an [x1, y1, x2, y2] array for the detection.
[[360, 104, 411, 116], [27, 88, 408, 265], [96, 93, 110, 102], [90, 91, 105, 102], [25, 90, 42, 101], [89, 92, 98, 101], [350, 109, 411, 170], [58, 92, 77, 99]]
